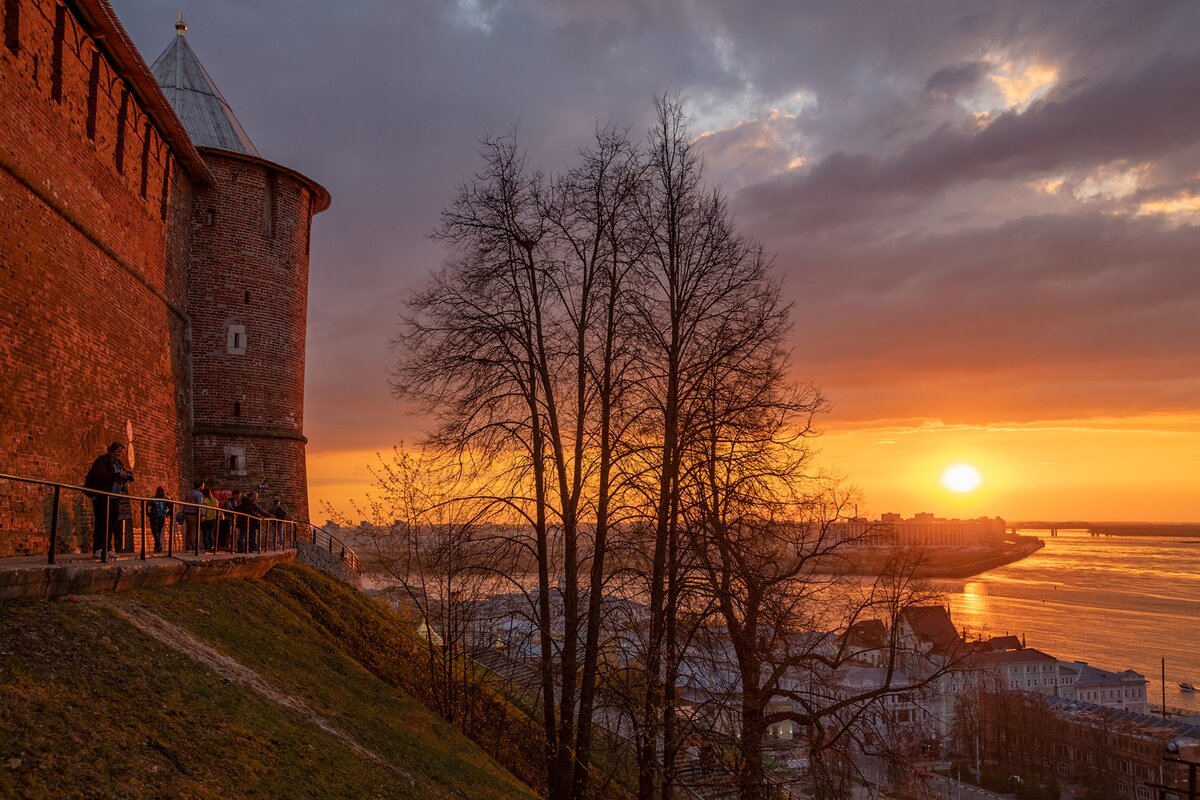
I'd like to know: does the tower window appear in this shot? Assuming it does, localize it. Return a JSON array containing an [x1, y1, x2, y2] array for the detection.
[[244, 290, 251, 305], [227, 324, 246, 355], [233, 401, 241, 417], [224, 445, 247, 476], [204, 208, 216, 226]]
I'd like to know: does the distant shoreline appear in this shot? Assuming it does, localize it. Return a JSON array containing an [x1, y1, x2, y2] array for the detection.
[[1014, 523, 1200, 538], [826, 536, 1045, 580]]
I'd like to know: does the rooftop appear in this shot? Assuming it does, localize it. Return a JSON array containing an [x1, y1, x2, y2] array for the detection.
[[150, 16, 260, 156]]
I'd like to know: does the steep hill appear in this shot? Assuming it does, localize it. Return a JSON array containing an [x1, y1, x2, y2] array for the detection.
[[0, 564, 539, 799]]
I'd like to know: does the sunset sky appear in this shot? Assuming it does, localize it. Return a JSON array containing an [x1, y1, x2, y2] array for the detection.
[[112, 1, 1200, 523]]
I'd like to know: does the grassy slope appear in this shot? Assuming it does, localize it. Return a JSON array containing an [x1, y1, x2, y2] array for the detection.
[[0, 564, 537, 800]]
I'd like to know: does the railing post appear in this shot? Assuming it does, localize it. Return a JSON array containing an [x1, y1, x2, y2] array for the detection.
[[47, 485, 61, 565], [102, 495, 110, 563], [167, 503, 174, 557], [140, 498, 146, 561]]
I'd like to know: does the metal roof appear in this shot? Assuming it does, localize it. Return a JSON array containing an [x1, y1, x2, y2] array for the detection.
[[149, 21, 259, 156]]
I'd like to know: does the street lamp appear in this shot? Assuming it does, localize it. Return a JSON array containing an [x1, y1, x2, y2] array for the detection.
[[1148, 738, 1199, 800]]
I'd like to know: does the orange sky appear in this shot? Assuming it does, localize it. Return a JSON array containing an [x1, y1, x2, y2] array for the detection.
[[308, 413, 1200, 524], [813, 414, 1200, 522]]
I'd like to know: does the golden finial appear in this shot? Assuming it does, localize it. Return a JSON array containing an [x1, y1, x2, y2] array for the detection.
[[175, 11, 188, 36]]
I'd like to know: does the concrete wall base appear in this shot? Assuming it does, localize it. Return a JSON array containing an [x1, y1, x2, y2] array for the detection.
[[0, 552, 295, 601], [295, 541, 361, 589]]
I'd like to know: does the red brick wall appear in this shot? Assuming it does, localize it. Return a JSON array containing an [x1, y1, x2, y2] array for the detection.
[[0, 0, 194, 554], [187, 152, 314, 523]]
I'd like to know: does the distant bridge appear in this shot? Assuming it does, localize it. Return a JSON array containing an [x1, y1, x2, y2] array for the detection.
[[1013, 522, 1200, 538]]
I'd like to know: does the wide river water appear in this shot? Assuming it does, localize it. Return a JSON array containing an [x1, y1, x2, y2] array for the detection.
[[934, 530, 1200, 714]]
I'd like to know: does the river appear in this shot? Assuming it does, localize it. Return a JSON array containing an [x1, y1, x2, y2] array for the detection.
[[935, 530, 1200, 715]]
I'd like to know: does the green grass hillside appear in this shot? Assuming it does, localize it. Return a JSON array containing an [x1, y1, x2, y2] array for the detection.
[[0, 563, 539, 800]]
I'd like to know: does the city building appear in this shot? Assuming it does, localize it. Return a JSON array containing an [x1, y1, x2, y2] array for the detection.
[[1, 0, 328, 553], [880, 513, 1007, 548], [1062, 662, 1149, 714], [971, 647, 1071, 695], [981, 691, 1199, 800], [827, 514, 1007, 549]]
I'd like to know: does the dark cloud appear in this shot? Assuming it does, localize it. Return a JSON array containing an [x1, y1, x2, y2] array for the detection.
[[740, 48, 1200, 234], [924, 61, 987, 99]]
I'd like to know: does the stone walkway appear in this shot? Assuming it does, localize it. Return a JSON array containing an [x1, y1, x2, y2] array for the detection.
[[0, 549, 295, 601]]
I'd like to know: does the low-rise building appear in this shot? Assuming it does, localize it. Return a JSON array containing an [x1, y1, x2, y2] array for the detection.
[[973, 648, 1070, 695], [1061, 662, 1149, 714]]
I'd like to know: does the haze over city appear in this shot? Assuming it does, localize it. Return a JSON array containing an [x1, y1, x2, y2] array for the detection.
[[106, 0, 1200, 521]]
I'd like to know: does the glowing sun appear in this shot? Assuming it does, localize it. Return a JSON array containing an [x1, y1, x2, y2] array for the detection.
[[941, 463, 982, 493]]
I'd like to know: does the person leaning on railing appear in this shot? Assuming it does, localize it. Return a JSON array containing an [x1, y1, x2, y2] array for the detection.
[[219, 489, 241, 551], [83, 442, 133, 559], [237, 490, 266, 552]]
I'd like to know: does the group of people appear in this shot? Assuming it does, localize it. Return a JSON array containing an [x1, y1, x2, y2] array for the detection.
[[84, 442, 291, 560]]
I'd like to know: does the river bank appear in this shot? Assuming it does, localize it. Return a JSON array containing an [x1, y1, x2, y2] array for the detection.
[[937, 530, 1200, 715], [826, 535, 1045, 579]]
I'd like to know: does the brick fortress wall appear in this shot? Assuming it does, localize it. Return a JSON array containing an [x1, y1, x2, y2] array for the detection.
[[187, 152, 316, 523], [0, 0, 196, 554]]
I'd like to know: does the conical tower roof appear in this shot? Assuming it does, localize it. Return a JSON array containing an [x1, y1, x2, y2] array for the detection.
[[150, 17, 259, 156]]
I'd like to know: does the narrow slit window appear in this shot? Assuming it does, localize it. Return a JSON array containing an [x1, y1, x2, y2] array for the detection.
[[243, 290, 250, 305], [159, 157, 172, 220], [51, 5, 64, 101], [86, 51, 100, 140], [227, 324, 246, 355], [262, 173, 275, 237], [224, 446, 247, 476], [233, 401, 241, 417], [114, 88, 128, 173], [139, 123, 151, 198], [4, 0, 19, 54]]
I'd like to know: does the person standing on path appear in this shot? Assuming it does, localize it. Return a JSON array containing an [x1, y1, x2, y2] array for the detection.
[[237, 490, 266, 552], [83, 442, 133, 559], [200, 487, 219, 553], [182, 480, 204, 552], [147, 486, 169, 553], [219, 489, 241, 552]]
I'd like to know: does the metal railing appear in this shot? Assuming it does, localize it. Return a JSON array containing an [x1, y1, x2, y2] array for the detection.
[[0, 472, 297, 564], [306, 523, 361, 575], [0, 471, 361, 577]]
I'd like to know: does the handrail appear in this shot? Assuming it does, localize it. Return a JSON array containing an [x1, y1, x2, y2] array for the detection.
[[301, 523, 361, 575], [0, 471, 298, 565]]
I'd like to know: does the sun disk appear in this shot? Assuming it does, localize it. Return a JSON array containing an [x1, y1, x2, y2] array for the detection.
[[942, 463, 982, 493]]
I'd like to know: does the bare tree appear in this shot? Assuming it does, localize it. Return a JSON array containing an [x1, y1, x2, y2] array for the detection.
[[396, 127, 650, 800], [352, 450, 495, 724], [390, 98, 963, 800]]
